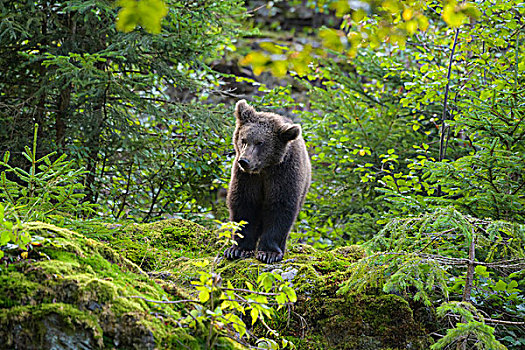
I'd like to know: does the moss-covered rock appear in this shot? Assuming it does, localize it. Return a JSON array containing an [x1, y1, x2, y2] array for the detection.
[[211, 243, 432, 349], [1, 303, 103, 349], [80, 219, 217, 272], [1, 219, 434, 349], [0, 221, 230, 349], [293, 290, 431, 349]]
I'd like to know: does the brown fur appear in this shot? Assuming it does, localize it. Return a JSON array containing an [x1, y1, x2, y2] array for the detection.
[[224, 100, 311, 263]]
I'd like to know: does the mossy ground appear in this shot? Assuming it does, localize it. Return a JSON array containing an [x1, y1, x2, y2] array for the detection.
[[0, 221, 231, 349], [1, 219, 434, 349]]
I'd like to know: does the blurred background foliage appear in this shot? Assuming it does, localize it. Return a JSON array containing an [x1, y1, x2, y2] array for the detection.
[[1, 0, 524, 242], [0, 0, 246, 223], [2, 0, 525, 348], [1, 0, 524, 240]]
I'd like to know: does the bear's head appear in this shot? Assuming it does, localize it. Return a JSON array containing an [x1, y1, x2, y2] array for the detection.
[[233, 100, 301, 174]]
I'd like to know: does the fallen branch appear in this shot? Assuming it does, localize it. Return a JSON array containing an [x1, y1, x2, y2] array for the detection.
[[127, 295, 199, 304], [445, 312, 525, 326], [222, 287, 280, 296]]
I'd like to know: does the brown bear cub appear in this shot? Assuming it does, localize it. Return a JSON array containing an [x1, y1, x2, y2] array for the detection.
[[224, 100, 311, 264]]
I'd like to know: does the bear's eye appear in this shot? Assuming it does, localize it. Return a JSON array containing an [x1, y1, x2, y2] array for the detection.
[[255, 141, 263, 146]]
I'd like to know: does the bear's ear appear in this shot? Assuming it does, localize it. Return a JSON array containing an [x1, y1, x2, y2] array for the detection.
[[235, 100, 256, 123], [279, 124, 301, 142]]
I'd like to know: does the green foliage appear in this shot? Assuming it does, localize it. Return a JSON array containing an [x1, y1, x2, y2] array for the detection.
[[338, 208, 525, 349], [431, 302, 506, 350], [0, 124, 95, 260], [0, 125, 94, 222], [116, 0, 168, 33], [293, 51, 428, 243], [241, 0, 480, 76], [179, 221, 297, 348], [0, 204, 26, 260], [423, 82, 525, 222], [338, 251, 448, 307], [377, 0, 525, 223], [0, 0, 244, 221]]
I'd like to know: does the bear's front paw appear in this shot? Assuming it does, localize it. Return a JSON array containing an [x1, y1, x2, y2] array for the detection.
[[256, 251, 283, 264], [224, 246, 254, 260]]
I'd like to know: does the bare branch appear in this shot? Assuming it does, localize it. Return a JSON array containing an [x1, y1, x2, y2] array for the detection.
[[127, 295, 199, 304]]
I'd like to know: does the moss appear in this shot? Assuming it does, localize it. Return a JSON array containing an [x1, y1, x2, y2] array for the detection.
[[216, 257, 264, 288], [32, 260, 85, 276], [0, 303, 103, 349], [0, 272, 40, 308], [150, 322, 200, 348], [80, 278, 118, 304], [24, 221, 144, 274], [292, 264, 323, 294], [1, 219, 435, 349], [1, 221, 218, 349], [80, 219, 217, 272], [332, 245, 366, 261], [291, 289, 432, 349]]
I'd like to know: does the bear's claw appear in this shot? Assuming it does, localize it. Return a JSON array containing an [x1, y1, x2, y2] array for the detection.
[[256, 251, 283, 264], [224, 246, 254, 260]]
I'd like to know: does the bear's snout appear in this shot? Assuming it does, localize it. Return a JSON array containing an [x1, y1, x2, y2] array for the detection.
[[238, 158, 261, 173], [238, 158, 250, 172]]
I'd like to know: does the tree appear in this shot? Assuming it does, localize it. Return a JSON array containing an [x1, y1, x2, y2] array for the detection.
[[236, 0, 525, 244], [0, 0, 244, 220], [380, 0, 525, 223]]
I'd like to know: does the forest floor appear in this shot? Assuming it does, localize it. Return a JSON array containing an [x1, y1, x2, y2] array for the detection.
[[1, 219, 435, 349]]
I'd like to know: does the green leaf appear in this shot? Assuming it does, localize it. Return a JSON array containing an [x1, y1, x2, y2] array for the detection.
[[227, 314, 247, 338], [250, 307, 259, 325], [198, 289, 210, 303], [245, 281, 254, 290], [259, 42, 285, 55], [329, 0, 350, 17], [474, 265, 489, 278], [319, 28, 344, 52], [494, 280, 507, 292], [270, 60, 288, 77], [442, 1, 466, 27], [258, 273, 274, 291], [275, 293, 286, 306], [0, 231, 10, 245], [116, 0, 168, 34], [283, 286, 297, 303], [507, 280, 518, 292]]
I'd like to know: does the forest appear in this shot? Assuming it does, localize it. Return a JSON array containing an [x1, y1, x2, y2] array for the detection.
[[1, 0, 524, 349]]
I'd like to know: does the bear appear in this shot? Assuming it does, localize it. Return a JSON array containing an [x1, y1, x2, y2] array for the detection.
[[224, 100, 311, 264]]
